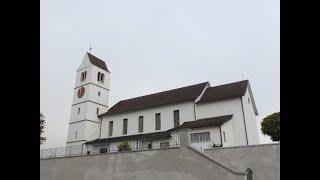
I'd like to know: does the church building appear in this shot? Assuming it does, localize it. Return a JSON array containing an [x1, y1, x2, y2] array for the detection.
[[66, 53, 260, 154]]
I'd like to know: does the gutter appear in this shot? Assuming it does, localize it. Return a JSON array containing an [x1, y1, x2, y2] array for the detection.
[[240, 97, 249, 145]]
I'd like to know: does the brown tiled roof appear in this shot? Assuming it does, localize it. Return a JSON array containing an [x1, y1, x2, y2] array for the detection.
[[168, 115, 233, 132], [99, 82, 208, 116], [85, 131, 171, 144], [87, 52, 110, 72], [196, 80, 248, 104]]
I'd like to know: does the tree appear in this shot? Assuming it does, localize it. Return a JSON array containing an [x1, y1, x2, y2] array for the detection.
[[117, 141, 132, 152], [261, 112, 280, 142], [40, 112, 46, 144]]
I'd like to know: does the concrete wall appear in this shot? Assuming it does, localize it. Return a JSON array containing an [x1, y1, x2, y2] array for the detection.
[[204, 143, 280, 180], [40, 147, 246, 180]]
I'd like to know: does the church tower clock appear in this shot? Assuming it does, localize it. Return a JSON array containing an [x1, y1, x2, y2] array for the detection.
[[66, 52, 110, 147]]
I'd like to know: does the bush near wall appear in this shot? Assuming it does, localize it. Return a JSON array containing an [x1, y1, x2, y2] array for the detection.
[[117, 141, 132, 152]]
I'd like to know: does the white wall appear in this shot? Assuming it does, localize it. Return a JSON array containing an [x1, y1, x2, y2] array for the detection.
[[100, 101, 196, 139], [241, 88, 260, 145], [195, 98, 247, 146], [189, 127, 221, 151], [66, 121, 86, 143], [220, 120, 234, 147]]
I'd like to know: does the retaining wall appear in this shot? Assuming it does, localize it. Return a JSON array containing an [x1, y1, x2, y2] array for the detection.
[[204, 143, 280, 180]]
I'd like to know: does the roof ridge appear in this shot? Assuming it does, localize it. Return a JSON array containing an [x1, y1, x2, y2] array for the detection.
[[209, 80, 248, 89], [119, 82, 209, 102]]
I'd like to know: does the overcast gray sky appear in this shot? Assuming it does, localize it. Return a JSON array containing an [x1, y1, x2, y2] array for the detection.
[[40, 0, 279, 149]]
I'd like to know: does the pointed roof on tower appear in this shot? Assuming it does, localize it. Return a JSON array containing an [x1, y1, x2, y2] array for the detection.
[[86, 52, 109, 72]]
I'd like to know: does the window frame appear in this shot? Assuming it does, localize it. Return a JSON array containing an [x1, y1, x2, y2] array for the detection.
[[123, 119, 128, 135], [155, 113, 161, 130], [190, 132, 210, 142], [108, 121, 113, 137], [138, 116, 144, 133], [173, 110, 180, 127]]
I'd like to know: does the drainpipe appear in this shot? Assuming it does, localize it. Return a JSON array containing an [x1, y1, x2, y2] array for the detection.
[[98, 116, 102, 139], [219, 125, 223, 146], [193, 102, 197, 121], [240, 97, 249, 145]]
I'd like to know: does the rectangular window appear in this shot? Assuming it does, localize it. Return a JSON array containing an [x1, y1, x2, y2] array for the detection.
[[100, 148, 108, 153], [160, 142, 170, 148], [248, 97, 250, 104], [138, 116, 143, 132], [108, 121, 113, 136], [96, 108, 99, 115], [78, 107, 80, 114], [190, 132, 210, 142], [173, 110, 180, 127], [155, 113, 161, 130], [223, 132, 226, 142], [75, 131, 77, 139], [123, 119, 128, 135], [98, 92, 101, 96]]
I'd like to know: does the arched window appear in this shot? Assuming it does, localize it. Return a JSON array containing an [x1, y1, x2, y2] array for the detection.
[[81, 71, 87, 81], [97, 72, 101, 81]]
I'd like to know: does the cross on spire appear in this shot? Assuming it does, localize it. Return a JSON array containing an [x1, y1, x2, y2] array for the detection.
[[89, 44, 93, 53]]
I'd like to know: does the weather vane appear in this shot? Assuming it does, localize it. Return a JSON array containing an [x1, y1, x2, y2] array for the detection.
[[89, 43, 93, 53]]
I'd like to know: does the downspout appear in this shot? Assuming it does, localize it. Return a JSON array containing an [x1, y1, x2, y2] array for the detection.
[[240, 97, 249, 145], [219, 125, 223, 146], [98, 116, 102, 139], [193, 102, 197, 121]]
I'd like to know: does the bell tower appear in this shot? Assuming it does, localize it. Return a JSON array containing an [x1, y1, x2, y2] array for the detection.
[[66, 52, 110, 146]]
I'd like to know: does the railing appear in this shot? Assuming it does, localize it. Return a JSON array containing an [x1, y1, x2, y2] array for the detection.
[[40, 143, 180, 159]]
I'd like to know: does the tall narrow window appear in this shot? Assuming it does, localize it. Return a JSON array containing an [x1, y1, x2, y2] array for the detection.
[[223, 132, 226, 142], [97, 72, 101, 81], [173, 110, 180, 127], [108, 121, 113, 136], [155, 113, 161, 130], [96, 108, 99, 115], [78, 107, 80, 114], [75, 131, 77, 139], [98, 91, 101, 96], [123, 119, 128, 135], [248, 97, 251, 104], [138, 116, 143, 132]]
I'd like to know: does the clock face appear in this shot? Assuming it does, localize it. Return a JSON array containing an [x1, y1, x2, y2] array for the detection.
[[77, 87, 85, 98]]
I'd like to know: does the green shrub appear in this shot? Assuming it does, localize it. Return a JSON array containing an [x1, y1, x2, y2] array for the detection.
[[261, 112, 280, 142], [117, 141, 132, 152]]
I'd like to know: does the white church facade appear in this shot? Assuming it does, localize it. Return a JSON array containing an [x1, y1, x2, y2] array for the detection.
[[66, 53, 260, 153]]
